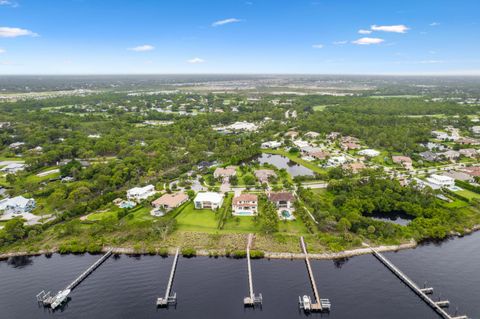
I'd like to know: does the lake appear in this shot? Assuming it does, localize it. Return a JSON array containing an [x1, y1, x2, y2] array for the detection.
[[1, 232, 479, 318], [256, 154, 315, 177]]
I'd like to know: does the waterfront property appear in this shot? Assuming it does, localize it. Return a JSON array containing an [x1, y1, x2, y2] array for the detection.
[[127, 185, 156, 202], [268, 191, 296, 220], [194, 192, 224, 210], [151, 192, 189, 216], [232, 194, 258, 216]]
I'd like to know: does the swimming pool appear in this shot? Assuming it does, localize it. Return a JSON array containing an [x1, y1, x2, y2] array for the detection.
[[281, 210, 292, 218], [234, 211, 255, 216]]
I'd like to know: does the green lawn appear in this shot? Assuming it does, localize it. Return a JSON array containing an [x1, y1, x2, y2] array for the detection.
[[223, 215, 260, 233], [457, 189, 480, 200], [278, 218, 309, 234], [312, 105, 327, 112], [175, 202, 220, 232], [86, 210, 118, 221]]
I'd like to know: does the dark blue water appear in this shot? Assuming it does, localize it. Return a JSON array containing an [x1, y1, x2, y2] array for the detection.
[[1, 232, 479, 319], [257, 154, 315, 177]]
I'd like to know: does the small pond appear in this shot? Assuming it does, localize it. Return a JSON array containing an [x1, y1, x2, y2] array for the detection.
[[255, 154, 315, 177]]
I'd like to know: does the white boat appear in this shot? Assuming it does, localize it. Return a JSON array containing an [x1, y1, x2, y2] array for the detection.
[[302, 295, 311, 310], [51, 289, 71, 309]]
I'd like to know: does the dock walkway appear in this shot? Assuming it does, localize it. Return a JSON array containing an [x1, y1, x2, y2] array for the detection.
[[298, 237, 330, 312], [371, 248, 468, 319], [243, 234, 262, 306], [36, 250, 112, 309], [157, 248, 179, 307]]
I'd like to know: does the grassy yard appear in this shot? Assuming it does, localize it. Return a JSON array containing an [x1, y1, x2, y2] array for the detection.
[[457, 189, 480, 200], [175, 202, 220, 233]]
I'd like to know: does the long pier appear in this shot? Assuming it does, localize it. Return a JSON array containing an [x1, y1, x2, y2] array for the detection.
[[36, 250, 112, 310], [371, 248, 468, 319], [243, 234, 262, 307], [157, 248, 179, 307], [298, 237, 330, 312]]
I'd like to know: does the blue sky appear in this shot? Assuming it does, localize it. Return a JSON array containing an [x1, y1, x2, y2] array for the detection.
[[0, 0, 479, 75]]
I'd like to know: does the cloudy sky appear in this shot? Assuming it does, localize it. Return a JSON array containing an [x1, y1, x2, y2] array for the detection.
[[0, 0, 479, 75]]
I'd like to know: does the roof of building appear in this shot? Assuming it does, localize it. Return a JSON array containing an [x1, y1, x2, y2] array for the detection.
[[127, 185, 154, 195], [392, 156, 412, 163], [0, 196, 34, 210], [268, 192, 295, 202], [152, 192, 188, 207], [194, 192, 224, 203], [233, 194, 258, 205], [214, 167, 237, 176], [443, 171, 473, 181]]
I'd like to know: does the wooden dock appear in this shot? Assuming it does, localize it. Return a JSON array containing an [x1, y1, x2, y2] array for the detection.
[[243, 234, 262, 307], [157, 248, 179, 307], [298, 237, 330, 312], [36, 250, 112, 310], [371, 248, 468, 319]]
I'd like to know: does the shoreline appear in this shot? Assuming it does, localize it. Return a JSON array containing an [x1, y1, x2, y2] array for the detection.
[[0, 240, 419, 261], [1, 225, 478, 261]]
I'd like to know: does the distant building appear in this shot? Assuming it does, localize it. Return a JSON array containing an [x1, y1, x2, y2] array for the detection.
[[459, 148, 478, 158], [127, 185, 156, 202], [304, 131, 320, 139], [441, 150, 460, 161], [462, 166, 480, 177], [261, 141, 282, 149], [419, 151, 438, 162], [254, 169, 277, 183], [426, 174, 455, 189], [0, 196, 35, 214], [358, 149, 380, 157], [343, 162, 366, 173], [0, 163, 25, 174], [213, 166, 237, 179], [341, 141, 361, 151], [285, 131, 299, 139], [194, 192, 224, 210], [9, 142, 25, 149], [443, 171, 474, 183], [392, 156, 413, 170], [232, 194, 258, 216], [471, 126, 480, 134], [152, 192, 189, 211]]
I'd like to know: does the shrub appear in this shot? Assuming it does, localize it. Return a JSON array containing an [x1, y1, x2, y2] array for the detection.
[[181, 247, 196, 258], [249, 250, 265, 259]]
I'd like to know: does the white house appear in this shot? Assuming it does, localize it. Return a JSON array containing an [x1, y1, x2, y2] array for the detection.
[[127, 185, 156, 202], [426, 174, 455, 189], [0, 196, 36, 214], [327, 156, 347, 167], [194, 192, 224, 210], [261, 141, 282, 149], [227, 121, 258, 132], [358, 149, 380, 157], [232, 194, 258, 216], [0, 163, 25, 174]]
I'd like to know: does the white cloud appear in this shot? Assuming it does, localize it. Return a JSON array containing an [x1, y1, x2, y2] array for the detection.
[[0, 1, 18, 7], [128, 44, 155, 52], [430, 22, 440, 27], [312, 44, 324, 49], [0, 48, 5, 54], [371, 24, 409, 33], [333, 40, 348, 45], [212, 18, 242, 27], [0, 27, 38, 38], [352, 37, 384, 45], [358, 29, 372, 34], [187, 57, 205, 64]]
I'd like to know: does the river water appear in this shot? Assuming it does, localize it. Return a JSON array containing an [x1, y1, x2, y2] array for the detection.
[[1, 232, 479, 319]]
